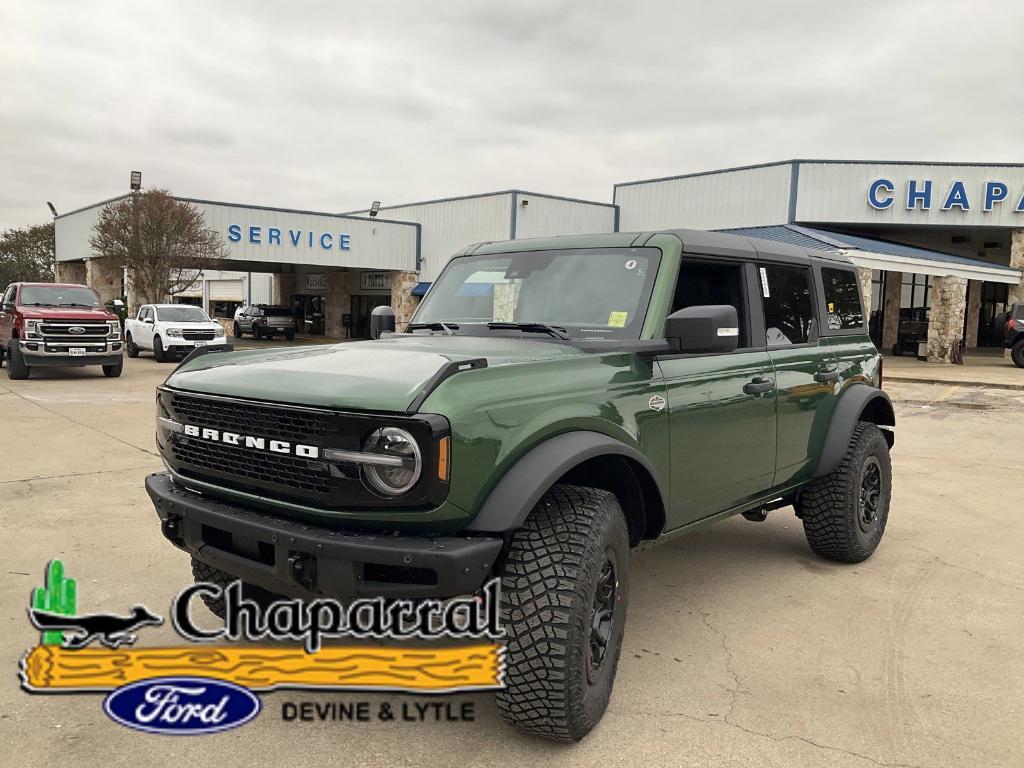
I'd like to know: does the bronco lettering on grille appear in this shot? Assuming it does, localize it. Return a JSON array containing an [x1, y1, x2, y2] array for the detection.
[[182, 424, 319, 459]]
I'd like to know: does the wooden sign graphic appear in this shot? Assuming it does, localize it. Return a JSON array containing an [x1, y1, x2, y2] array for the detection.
[[22, 643, 504, 693]]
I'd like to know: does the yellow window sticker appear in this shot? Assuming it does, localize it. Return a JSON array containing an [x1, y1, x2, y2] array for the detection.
[[828, 302, 836, 313], [608, 311, 628, 328]]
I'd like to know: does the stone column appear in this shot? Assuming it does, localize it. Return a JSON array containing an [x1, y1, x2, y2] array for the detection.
[[925, 275, 967, 363], [855, 267, 873, 313], [1010, 229, 1024, 308], [390, 270, 421, 332], [964, 280, 982, 349], [272, 272, 296, 305], [55, 260, 87, 285], [881, 271, 902, 353], [85, 257, 122, 304], [324, 271, 352, 340]]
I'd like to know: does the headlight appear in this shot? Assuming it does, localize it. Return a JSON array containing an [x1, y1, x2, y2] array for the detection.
[[107, 321, 120, 339], [25, 320, 43, 338], [165, 327, 183, 337], [361, 427, 422, 496], [213, 325, 225, 337]]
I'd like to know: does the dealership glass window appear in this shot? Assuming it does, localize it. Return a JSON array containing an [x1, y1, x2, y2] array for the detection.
[[900, 273, 932, 314], [211, 300, 241, 319], [821, 267, 864, 329], [759, 264, 814, 345]]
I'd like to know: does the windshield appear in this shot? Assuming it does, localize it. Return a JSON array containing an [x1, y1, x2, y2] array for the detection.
[[19, 285, 102, 307], [156, 306, 211, 323], [261, 306, 292, 316], [412, 248, 661, 339]]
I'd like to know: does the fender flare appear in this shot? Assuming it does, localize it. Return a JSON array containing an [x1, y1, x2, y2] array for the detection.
[[465, 430, 665, 534], [815, 384, 895, 477]]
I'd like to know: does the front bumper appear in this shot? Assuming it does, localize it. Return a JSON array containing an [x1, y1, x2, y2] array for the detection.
[[165, 339, 229, 351], [146, 472, 502, 600], [21, 340, 122, 367]]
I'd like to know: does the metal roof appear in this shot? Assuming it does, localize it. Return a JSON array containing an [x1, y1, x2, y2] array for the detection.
[[719, 224, 1020, 277]]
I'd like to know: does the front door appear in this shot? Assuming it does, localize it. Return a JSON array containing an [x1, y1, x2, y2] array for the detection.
[[659, 259, 777, 529]]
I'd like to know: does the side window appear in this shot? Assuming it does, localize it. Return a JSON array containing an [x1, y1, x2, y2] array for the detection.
[[671, 260, 748, 347], [759, 264, 814, 346], [2, 285, 14, 305], [821, 268, 864, 330]]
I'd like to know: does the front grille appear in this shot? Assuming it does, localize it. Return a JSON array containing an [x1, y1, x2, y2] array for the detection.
[[40, 322, 109, 343], [181, 330, 216, 341], [169, 392, 338, 444], [172, 438, 334, 499]]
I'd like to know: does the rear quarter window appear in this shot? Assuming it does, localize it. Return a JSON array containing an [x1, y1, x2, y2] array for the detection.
[[821, 267, 865, 330]]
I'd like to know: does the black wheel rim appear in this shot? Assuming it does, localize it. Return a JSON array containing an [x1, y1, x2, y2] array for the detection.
[[587, 551, 618, 684], [858, 456, 882, 532]]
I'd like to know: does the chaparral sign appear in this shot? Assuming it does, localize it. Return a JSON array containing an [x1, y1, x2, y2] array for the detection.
[[868, 178, 1024, 213]]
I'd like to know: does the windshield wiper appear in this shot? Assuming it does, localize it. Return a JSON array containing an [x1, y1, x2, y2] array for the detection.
[[486, 321, 570, 340], [56, 302, 97, 308], [407, 321, 460, 336]]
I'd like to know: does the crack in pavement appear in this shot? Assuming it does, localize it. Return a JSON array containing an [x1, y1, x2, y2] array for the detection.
[[609, 708, 927, 768], [0, 465, 163, 486], [889, 536, 1024, 593], [2, 385, 158, 458]]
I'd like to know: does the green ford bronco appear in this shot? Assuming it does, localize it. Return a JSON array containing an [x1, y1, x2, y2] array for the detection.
[[146, 229, 894, 741]]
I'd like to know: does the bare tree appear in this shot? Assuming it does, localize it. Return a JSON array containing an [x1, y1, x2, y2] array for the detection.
[[89, 190, 226, 304]]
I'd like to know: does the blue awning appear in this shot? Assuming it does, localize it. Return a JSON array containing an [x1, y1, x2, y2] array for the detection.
[[411, 282, 431, 297]]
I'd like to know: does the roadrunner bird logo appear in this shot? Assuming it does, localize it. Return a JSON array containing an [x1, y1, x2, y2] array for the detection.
[[29, 604, 163, 649]]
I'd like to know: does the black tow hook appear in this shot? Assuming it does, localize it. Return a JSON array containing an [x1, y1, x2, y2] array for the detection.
[[288, 553, 316, 590], [161, 514, 184, 544]]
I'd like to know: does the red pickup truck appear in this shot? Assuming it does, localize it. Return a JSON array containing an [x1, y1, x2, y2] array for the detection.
[[0, 282, 124, 379]]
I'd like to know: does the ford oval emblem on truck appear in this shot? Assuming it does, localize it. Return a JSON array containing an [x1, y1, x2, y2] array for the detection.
[[68, 326, 86, 334], [103, 676, 261, 735]]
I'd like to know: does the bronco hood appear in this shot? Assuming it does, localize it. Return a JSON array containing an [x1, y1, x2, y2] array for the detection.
[[165, 335, 586, 413]]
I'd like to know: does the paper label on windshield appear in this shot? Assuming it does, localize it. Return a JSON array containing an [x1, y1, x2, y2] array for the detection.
[[607, 311, 628, 328]]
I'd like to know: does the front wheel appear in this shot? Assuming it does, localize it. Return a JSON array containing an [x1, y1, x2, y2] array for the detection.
[[102, 358, 123, 378], [1011, 339, 1024, 369], [253, 325, 262, 340], [891, 342, 904, 357], [125, 332, 139, 358], [233, 322, 243, 338], [496, 485, 630, 742], [796, 422, 892, 563], [153, 335, 167, 362], [285, 332, 295, 341], [6, 341, 29, 380]]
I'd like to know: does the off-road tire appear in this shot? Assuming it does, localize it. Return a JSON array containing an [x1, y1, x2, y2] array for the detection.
[[797, 422, 892, 563], [6, 341, 29, 380], [125, 333, 139, 358], [233, 322, 243, 338], [102, 359, 123, 378], [153, 335, 167, 363], [190, 558, 283, 619], [1011, 339, 1024, 369], [496, 485, 630, 742]]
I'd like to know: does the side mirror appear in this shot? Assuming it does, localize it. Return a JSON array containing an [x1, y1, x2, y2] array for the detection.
[[144, 317, 154, 325], [112, 299, 125, 308], [369, 305, 396, 339], [664, 305, 739, 354], [1, 301, 14, 312]]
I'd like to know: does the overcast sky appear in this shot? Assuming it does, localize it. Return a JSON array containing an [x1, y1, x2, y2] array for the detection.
[[2, 1, 1022, 230]]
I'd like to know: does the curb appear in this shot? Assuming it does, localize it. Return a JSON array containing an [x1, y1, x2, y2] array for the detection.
[[885, 374, 1024, 392]]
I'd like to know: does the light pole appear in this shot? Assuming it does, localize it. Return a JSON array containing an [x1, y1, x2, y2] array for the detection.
[[46, 202, 58, 281], [128, 171, 142, 306]]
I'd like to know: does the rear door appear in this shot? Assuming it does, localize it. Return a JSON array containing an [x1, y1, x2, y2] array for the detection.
[[757, 262, 841, 489], [659, 259, 778, 529]]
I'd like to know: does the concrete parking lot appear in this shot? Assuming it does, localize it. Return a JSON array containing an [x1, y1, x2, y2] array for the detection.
[[2, 351, 1022, 767]]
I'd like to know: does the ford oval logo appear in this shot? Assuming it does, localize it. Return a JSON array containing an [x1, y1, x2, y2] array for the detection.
[[68, 326, 86, 334], [103, 676, 261, 735]]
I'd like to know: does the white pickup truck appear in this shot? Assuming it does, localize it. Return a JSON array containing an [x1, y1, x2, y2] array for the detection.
[[124, 303, 228, 362]]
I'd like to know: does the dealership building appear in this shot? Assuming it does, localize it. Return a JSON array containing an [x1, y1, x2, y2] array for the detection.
[[55, 160, 1023, 360]]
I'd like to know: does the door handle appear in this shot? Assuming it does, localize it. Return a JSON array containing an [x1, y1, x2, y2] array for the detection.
[[814, 367, 840, 383], [743, 377, 775, 395]]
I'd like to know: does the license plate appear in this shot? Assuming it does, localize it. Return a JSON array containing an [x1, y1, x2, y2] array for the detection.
[[69, 347, 86, 356], [193, 340, 206, 347], [276, 327, 287, 332]]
